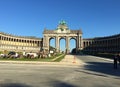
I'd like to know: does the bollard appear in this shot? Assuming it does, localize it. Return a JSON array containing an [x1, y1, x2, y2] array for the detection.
[[73, 56, 76, 63]]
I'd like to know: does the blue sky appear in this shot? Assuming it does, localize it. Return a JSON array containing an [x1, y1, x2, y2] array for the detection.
[[0, 0, 120, 51]]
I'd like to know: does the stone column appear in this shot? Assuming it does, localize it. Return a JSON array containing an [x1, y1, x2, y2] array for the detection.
[[80, 36, 82, 48], [66, 37, 70, 54], [55, 36, 59, 52], [76, 36, 79, 53], [43, 36, 49, 51], [37, 41, 39, 47], [0, 36, 1, 45], [43, 36, 46, 49], [78, 35, 80, 49], [80, 35, 83, 50], [77, 34, 82, 49], [47, 37, 50, 51]]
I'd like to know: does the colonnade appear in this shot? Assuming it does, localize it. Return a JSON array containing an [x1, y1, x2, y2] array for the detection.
[[83, 34, 120, 53], [0, 33, 42, 52]]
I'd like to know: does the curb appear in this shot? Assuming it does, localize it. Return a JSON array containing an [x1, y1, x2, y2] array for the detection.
[[0, 60, 82, 66]]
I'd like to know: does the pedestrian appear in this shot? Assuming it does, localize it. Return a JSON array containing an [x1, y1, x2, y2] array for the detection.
[[114, 54, 118, 69], [118, 53, 120, 65]]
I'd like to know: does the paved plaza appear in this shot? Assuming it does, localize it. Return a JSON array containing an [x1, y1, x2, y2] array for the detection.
[[0, 55, 120, 87]]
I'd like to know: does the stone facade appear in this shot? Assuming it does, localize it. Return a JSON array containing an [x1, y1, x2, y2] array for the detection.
[[0, 21, 120, 54]]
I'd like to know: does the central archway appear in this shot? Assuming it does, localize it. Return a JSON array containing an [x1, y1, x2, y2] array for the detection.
[[59, 37, 66, 53]]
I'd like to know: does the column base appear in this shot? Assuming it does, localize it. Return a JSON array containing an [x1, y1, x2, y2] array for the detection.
[[66, 49, 70, 54]]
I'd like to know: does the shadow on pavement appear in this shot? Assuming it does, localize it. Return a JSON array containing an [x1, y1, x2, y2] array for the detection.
[[52, 80, 76, 87], [0, 83, 31, 87], [83, 62, 120, 77], [0, 81, 76, 87]]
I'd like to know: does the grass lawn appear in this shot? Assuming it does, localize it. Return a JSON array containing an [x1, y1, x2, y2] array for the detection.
[[53, 54, 65, 62], [0, 53, 65, 62]]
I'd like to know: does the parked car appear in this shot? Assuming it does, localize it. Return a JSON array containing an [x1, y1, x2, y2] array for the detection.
[[7, 51, 19, 58], [0, 53, 6, 58], [25, 52, 38, 58]]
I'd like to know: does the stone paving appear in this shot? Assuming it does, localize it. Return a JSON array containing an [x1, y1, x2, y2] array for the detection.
[[60, 54, 85, 65], [0, 55, 120, 87]]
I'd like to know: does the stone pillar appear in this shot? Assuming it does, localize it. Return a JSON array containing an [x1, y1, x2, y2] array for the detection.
[[43, 36, 46, 49], [37, 41, 39, 47], [78, 37, 80, 48], [76, 36, 79, 53], [76, 34, 82, 53], [47, 37, 50, 51], [43, 35, 49, 52], [55, 36, 59, 52], [0, 36, 1, 49], [81, 36, 83, 49], [77, 34, 82, 49], [66, 37, 70, 54]]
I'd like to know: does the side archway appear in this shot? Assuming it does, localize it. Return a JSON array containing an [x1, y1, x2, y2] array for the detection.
[[69, 37, 77, 54], [49, 37, 55, 52]]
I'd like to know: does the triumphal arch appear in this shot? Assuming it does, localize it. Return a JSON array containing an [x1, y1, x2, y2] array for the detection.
[[43, 21, 83, 53]]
